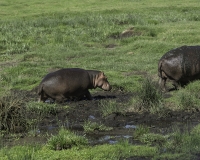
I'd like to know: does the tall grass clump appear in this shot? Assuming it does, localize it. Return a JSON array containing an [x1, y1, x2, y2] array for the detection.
[[26, 101, 57, 116], [178, 92, 197, 110], [177, 83, 200, 111], [136, 78, 163, 112], [100, 100, 124, 117], [0, 91, 58, 133], [138, 78, 162, 106], [136, 125, 200, 159], [47, 128, 88, 150], [163, 126, 200, 156], [133, 125, 150, 139], [0, 92, 28, 133], [139, 133, 167, 147], [149, 101, 168, 118]]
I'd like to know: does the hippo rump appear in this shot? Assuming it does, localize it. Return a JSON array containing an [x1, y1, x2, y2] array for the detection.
[[38, 68, 112, 102], [158, 45, 200, 91]]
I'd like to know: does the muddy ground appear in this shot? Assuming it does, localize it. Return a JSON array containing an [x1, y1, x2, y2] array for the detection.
[[2, 88, 200, 148]]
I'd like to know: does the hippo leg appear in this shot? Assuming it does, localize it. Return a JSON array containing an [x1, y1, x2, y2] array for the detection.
[[159, 77, 167, 92], [38, 91, 48, 102], [85, 90, 92, 100], [158, 77, 162, 86], [55, 95, 66, 103], [172, 80, 179, 90]]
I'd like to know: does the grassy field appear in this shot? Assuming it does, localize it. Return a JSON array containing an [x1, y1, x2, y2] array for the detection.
[[1, 0, 200, 93], [1, 0, 200, 159]]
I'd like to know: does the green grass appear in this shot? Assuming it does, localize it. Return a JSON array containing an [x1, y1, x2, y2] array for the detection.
[[47, 128, 88, 150], [2, 125, 200, 159], [83, 121, 113, 133], [136, 124, 200, 159], [1, 0, 200, 94], [1, 6, 200, 93], [0, 127, 158, 160], [1, 0, 199, 20], [0, 142, 157, 160]]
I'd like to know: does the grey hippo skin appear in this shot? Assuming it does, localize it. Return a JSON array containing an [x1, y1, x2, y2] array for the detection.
[[158, 45, 200, 91], [38, 68, 112, 102]]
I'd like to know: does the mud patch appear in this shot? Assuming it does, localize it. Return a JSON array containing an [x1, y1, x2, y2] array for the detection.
[[105, 43, 118, 49], [108, 28, 141, 40], [120, 27, 141, 38], [1, 89, 200, 147]]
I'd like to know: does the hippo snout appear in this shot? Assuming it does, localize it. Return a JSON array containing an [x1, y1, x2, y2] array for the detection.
[[108, 85, 112, 91], [102, 84, 112, 91]]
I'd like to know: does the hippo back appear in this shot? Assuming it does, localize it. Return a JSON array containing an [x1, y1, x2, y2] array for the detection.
[[158, 46, 200, 91], [160, 46, 200, 76], [39, 68, 92, 97]]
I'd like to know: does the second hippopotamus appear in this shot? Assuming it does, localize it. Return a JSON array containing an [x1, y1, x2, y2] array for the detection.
[[38, 68, 112, 102], [158, 45, 200, 91]]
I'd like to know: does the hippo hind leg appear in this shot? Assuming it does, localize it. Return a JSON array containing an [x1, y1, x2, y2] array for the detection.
[[38, 91, 49, 102], [159, 77, 167, 92], [172, 80, 179, 90], [85, 90, 92, 100], [75, 90, 92, 100], [55, 95, 66, 103]]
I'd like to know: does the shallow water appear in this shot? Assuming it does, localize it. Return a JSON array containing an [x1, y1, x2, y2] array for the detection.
[[124, 125, 137, 129], [88, 135, 133, 145]]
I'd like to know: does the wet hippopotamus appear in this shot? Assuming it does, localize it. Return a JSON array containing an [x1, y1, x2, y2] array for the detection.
[[158, 45, 200, 91], [38, 68, 112, 102]]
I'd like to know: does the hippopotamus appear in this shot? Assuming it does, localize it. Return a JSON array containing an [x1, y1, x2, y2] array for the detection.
[[38, 68, 112, 102], [158, 45, 200, 91]]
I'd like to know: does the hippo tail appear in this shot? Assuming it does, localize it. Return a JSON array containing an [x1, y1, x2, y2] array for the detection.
[[158, 59, 163, 78], [37, 83, 44, 95]]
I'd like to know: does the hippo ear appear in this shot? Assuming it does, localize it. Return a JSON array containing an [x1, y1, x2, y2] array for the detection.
[[99, 72, 105, 78]]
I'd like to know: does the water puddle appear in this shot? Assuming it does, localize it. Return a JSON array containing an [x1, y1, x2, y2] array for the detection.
[[88, 134, 133, 145], [39, 121, 198, 146], [3, 120, 198, 148], [34, 122, 136, 145], [88, 115, 96, 120], [124, 125, 137, 129]]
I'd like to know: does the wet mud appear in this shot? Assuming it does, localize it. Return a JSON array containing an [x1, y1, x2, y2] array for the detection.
[[2, 89, 200, 147]]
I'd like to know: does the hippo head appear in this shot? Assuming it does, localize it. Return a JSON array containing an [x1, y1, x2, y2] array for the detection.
[[95, 72, 112, 91]]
